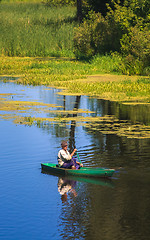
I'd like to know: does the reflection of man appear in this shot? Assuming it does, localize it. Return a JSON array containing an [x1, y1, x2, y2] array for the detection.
[[58, 178, 77, 202]]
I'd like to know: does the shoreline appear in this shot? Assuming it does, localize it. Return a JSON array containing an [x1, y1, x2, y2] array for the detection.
[[0, 57, 150, 104]]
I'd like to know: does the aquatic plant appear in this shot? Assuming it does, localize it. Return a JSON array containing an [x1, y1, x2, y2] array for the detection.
[[0, 57, 149, 103]]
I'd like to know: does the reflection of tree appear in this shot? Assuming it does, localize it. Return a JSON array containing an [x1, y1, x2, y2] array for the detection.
[[87, 97, 150, 125], [68, 96, 81, 153], [63, 95, 66, 110], [34, 94, 81, 143], [83, 125, 150, 169]]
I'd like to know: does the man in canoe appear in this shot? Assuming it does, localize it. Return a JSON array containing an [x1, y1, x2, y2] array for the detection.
[[58, 140, 83, 169]]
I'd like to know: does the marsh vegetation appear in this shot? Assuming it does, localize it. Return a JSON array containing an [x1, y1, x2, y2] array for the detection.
[[0, 1, 76, 57], [1, 57, 150, 103], [0, 1, 150, 102]]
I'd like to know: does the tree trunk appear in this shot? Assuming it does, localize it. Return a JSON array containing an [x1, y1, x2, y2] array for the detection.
[[77, 0, 82, 22]]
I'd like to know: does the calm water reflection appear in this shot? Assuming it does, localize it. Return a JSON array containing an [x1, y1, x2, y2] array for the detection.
[[88, 98, 150, 125], [0, 78, 150, 240]]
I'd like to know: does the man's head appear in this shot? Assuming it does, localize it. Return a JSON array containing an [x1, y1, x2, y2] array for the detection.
[[61, 140, 68, 149]]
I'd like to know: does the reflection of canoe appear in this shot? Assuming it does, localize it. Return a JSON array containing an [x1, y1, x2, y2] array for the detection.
[[41, 163, 115, 178], [62, 175, 115, 188], [41, 169, 115, 188]]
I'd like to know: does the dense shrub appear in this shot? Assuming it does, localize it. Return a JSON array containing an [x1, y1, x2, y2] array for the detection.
[[73, 12, 121, 59], [120, 26, 150, 75], [74, 0, 150, 75], [108, 0, 150, 75]]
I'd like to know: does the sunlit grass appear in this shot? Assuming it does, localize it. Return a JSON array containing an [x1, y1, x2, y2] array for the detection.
[[0, 2, 76, 57]]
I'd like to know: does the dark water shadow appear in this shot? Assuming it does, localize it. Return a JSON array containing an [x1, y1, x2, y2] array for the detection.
[[88, 98, 150, 125]]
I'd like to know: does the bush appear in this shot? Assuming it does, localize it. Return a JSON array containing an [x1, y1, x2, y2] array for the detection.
[[74, 0, 150, 75], [120, 26, 150, 75], [73, 21, 94, 59], [73, 12, 121, 59], [106, 0, 150, 75]]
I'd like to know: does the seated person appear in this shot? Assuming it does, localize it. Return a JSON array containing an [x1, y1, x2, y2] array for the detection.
[[57, 140, 83, 169]]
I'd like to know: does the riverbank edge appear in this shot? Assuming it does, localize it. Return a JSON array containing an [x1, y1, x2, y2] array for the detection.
[[0, 57, 150, 104]]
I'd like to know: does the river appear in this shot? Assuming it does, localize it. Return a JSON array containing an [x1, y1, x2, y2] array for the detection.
[[0, 77, 150, 240]]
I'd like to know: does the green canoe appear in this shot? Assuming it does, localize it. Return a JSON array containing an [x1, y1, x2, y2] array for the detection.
[[41, 163, 115, 178]]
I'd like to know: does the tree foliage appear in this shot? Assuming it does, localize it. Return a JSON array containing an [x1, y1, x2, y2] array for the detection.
[[74, 0, 150, 75], [74, 12, 121, 59]]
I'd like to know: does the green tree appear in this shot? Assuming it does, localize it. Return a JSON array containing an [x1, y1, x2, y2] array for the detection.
[[107, 0, 150, 74], [74, 0, 150, 74]]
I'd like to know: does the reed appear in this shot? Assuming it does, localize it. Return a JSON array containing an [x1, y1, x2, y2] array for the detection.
[[0, 2, 77, 57]]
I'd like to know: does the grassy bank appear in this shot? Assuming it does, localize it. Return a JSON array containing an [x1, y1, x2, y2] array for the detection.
[[0, 1, 149, 103], [0, 57, 150, 103], [0, 2, 76, 57]]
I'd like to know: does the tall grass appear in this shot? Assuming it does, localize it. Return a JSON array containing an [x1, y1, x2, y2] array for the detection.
[[0, 2, 77, 57]]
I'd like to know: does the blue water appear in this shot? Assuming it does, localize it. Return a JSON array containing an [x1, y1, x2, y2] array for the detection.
[[0, 79, 150, 240]]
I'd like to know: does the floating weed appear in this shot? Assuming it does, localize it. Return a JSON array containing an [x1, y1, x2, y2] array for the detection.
[[85, 118, 150, 139], [0, 93, 16, 99], [0, 98, 62, 112], [0, 100, 150, 139]]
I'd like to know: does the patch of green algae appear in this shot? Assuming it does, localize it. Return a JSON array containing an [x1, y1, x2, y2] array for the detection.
[[0, 57, 150, 103], [0, 99, 61, 112], [0, 112, 150, 139], [0, 94, 150, 139]]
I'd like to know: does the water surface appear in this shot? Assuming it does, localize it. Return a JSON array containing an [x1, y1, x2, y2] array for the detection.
[[0, 78, 150, 240]]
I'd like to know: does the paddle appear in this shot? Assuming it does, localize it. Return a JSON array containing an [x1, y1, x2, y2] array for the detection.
[[76, 151, 82, 165]]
